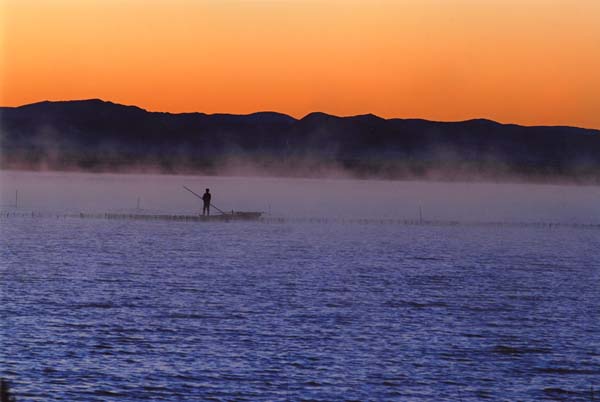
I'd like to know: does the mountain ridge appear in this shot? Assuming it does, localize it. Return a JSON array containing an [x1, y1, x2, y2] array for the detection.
[[4, 98, 599, 131], [1, 99, 599, 182]]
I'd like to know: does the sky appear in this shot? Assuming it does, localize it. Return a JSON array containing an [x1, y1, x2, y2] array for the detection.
[[1, 0, 599, 128]]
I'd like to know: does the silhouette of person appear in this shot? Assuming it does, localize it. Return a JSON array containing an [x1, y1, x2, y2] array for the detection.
[[202, 188, 211, 216]]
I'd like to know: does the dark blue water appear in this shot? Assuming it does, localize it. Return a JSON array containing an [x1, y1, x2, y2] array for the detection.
[[1, 215, 599, 401]]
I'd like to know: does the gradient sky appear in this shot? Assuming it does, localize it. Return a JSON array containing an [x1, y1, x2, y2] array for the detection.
[[1, 0, 599, 128]]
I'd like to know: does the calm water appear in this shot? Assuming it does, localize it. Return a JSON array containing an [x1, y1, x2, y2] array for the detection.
[[1, 172, 599, 401]]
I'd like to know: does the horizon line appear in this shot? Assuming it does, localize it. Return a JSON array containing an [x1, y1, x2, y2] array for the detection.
[[2, 98, 599, 132]]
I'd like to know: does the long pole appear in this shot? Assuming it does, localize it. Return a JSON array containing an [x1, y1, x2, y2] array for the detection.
[[15, 190, 18, 209], [182, 186, 227, 214]]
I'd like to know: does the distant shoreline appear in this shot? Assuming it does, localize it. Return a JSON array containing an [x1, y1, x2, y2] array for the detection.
[[2, 99, 599, 186]]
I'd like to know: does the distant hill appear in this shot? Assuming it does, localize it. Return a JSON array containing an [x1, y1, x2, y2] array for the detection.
[[1, 99, 599, 183]]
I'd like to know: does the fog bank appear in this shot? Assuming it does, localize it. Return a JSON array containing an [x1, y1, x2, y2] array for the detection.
[[1, 170, 599, 224]]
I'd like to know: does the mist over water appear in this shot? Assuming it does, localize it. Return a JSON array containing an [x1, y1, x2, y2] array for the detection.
[[1, 170, 599, 223]]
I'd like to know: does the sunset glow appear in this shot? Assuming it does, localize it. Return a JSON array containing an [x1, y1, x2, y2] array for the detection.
[[2, 0, 600, 128]]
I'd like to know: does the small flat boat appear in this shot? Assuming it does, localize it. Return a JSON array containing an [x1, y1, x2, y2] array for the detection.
[[183, 185, 261, 222]]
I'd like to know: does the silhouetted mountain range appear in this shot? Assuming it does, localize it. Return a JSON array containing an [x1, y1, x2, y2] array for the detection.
[[1, 99, 599, 182]]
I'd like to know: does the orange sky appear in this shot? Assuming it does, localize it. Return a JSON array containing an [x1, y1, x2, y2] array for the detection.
[[1, 0, 600, 128]]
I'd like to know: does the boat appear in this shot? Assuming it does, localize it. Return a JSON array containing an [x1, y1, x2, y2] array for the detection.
[[181, 185, 261, 222]]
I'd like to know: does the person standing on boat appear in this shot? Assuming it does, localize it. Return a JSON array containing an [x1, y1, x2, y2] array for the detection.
[[202, 188, 211, 216]]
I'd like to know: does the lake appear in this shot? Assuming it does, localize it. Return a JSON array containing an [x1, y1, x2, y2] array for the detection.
[[1, 171, 599, 401]]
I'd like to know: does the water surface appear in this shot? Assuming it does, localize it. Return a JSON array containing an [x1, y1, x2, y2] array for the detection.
[[1, 172, 599, 400]]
